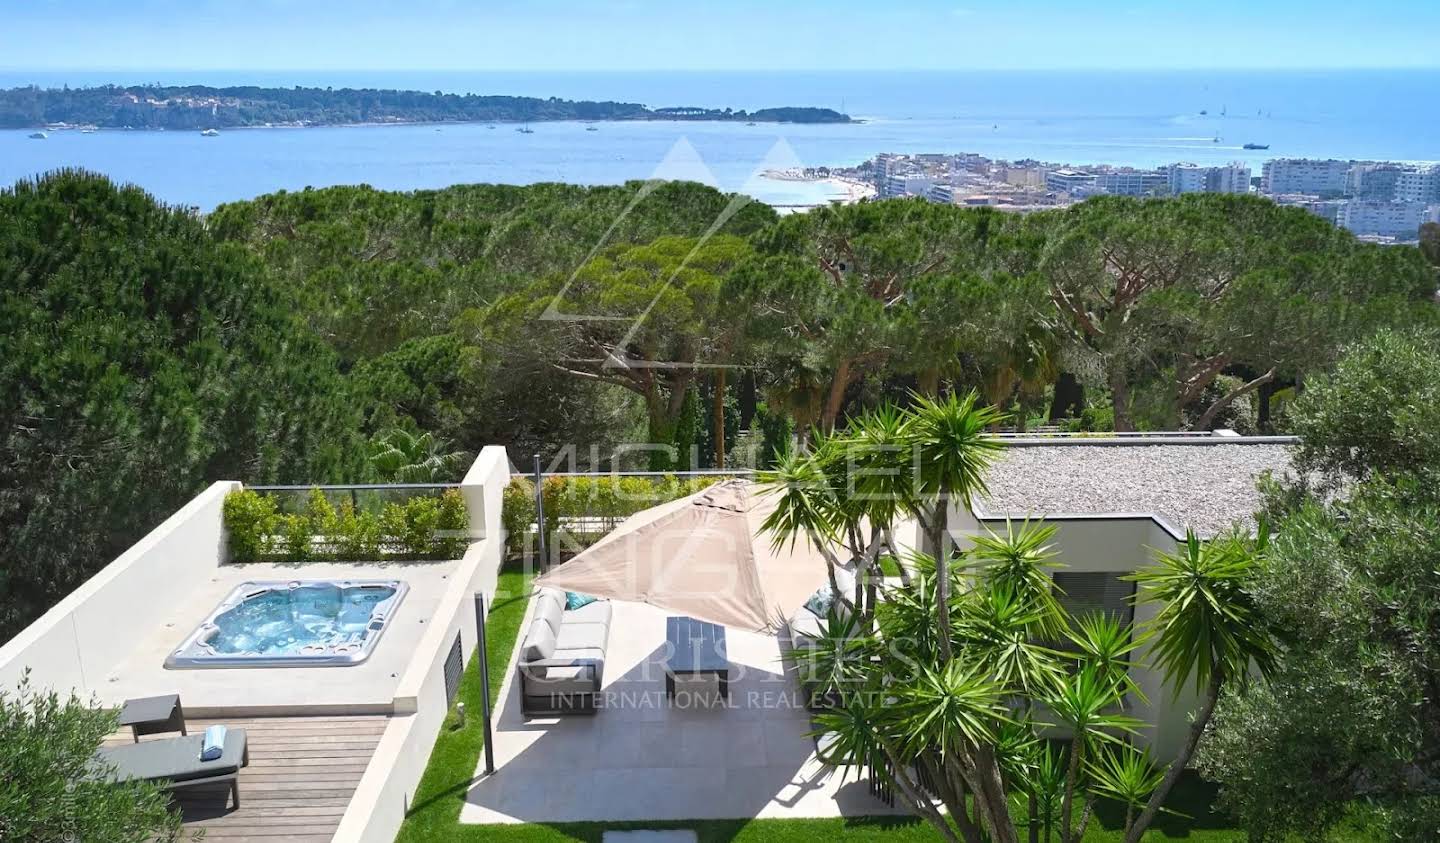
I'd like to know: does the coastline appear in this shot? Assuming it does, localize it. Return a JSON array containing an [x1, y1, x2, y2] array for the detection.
[[29, 115, 854, 133]]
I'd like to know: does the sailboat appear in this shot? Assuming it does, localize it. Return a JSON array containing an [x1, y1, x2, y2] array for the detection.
[[28, 131, 47, 140], [516, 123, 534, 134]]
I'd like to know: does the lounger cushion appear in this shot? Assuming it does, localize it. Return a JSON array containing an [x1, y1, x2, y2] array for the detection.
[[95, 729, 248, 784]]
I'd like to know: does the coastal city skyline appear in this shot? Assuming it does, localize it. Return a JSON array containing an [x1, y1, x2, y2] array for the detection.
[[5, 0, 1440, 72]]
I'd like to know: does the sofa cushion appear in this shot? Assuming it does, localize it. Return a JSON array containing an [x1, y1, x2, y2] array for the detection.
[[534, 594, 564, 637], [565, 599, 612, 627], [788, 607, 826, 649], [523, 665, 600, 695], [521, 618, 557, 662], [557, 621, 608, 653]]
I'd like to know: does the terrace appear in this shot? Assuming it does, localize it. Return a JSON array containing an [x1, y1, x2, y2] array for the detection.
[[1, 433, 1303, 841]]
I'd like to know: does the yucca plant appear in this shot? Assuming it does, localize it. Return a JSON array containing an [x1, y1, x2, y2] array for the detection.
[[1087, 745, 1170, 837], [967, 519, 1067, 639], [1045, 665, 1146, 842], [1121, 527, 1277, 843], [899, 390, 1006, 661]]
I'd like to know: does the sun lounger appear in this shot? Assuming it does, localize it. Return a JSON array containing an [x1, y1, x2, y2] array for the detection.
[[94, 728, 249, 808]]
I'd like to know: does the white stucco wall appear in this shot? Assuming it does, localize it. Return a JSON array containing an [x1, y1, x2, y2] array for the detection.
[[0, 481, 237, 697], [949, 502, 1201, 763], [334, 445, 510, 843]]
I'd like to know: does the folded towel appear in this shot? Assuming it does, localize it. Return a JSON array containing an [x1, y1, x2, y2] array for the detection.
[[200, 725, 227, 762]]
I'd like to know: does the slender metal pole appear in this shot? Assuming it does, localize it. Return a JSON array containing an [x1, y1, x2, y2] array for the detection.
[[474, 592, 495, 776], [532, 454, 548, 573]]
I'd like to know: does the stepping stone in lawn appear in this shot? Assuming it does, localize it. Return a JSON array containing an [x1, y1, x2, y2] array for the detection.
[[602, 832, 698, 843]]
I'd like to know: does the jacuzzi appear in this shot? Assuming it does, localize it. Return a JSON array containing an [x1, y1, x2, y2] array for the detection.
[[166, 579, 409, 668]]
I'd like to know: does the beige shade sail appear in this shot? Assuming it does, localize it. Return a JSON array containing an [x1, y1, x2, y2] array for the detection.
[[534, 479, 829, 632]]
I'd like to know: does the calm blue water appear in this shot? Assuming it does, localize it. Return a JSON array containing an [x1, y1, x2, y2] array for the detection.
[[2, 70, 1436, 209], [208, 584, 394, 656]]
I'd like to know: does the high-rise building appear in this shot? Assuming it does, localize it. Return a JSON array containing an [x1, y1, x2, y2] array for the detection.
[[1347, 163, 1404, 200], [1093, 170, 1168, 196], [1164, 162, 1251, 195], [1044, 169, 1097, 195], [1337, 200, 1429, 239], [1261, 159, 1352, 196], [1395, 166, 1440, 203]]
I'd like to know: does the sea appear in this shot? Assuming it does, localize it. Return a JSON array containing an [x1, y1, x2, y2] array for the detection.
[[1, 69, 1436, 210]]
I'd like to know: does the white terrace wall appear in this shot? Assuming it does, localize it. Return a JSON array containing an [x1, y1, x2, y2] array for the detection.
[[949, 503, 1202, 763], [333, 445, 511, 843], [0, 481, 237, 697]]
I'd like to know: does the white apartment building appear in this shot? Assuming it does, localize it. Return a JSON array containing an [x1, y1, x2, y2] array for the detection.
[[1261, 158, 1352, 196], [1337, 200, 1430, 239], [1045, 168, 1097, 195], [1347, 163, 1404, 200], [1094, 170, 1168, 196], [1164, 162, 1251, 195], [1395, 166, 1440, 203], [884, 174, 935, 199]]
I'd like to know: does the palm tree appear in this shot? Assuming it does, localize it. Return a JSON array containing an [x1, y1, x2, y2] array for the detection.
[[1121, 527, 1278, 843], [900, 390, 1005, 661], [366, 429, 470, 483]]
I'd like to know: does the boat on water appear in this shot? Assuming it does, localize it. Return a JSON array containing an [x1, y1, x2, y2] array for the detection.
[[200, 128, 219, 137], [28, 131, 47, 140], [745, 121, 757, 126], [80, 127, 97, 134], [1243, 143, 1269, 150], [487, 124, 496, 129], [516, 123, 534, 134], [585, 125, 598, 132]]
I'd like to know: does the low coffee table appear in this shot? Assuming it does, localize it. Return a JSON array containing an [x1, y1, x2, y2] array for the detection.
[[664, 616, 729, 700]]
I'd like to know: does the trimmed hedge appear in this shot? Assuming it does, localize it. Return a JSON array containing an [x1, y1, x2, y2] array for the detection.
[[501, 474, 727, 554], [223, 487, 469, 562]]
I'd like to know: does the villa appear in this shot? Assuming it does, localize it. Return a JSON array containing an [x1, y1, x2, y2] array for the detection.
[[0, 432, 1295, 842]]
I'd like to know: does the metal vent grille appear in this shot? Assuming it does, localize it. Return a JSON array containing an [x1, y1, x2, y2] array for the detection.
[[443, 632, 464, 706]]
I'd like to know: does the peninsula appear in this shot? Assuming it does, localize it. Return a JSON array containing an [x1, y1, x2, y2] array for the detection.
[[0, 84, 852, 130]]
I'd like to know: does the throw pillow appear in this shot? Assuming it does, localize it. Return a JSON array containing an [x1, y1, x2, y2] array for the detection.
[[803, 584, 834, 617], [565, 591, 599, 611]]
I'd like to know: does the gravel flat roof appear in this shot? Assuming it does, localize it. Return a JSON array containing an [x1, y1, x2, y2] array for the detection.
[[976, 443, 1295, 537]]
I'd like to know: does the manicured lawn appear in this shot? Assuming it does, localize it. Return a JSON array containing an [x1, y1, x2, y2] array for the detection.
[[396, 561, 535, 842], [394, 561, 1381, 842]]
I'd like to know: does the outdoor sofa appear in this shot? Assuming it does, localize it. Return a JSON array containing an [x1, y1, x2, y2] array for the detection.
[[93, 728, 250, 809], [785, 565, 858, 710], [518, 586, 612, 715]]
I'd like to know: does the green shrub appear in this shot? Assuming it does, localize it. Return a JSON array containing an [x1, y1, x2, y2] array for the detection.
[[1080, 405, 1115, 432], [278, 513, 312, 563], [435, 489, 469, 558], [305, 487, 337, 535], [332, 500, 384, 560], [502, 477, 536, 553], [1, 671, 183, 842], [222, 489, 278, 562]]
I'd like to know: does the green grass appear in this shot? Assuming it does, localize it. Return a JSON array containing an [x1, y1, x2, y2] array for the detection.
[[396, 561, 534, 842], [394, 562, 1382, 842]]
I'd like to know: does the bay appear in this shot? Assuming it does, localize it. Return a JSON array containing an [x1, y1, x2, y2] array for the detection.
[[1, 69, 1435, 210]]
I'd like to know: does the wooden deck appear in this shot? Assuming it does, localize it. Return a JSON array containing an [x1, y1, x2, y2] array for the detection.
[[102, 714, 388, 842]]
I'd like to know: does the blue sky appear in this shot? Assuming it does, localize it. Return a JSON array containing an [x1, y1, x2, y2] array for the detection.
[[5, 0, 1438, 72]]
